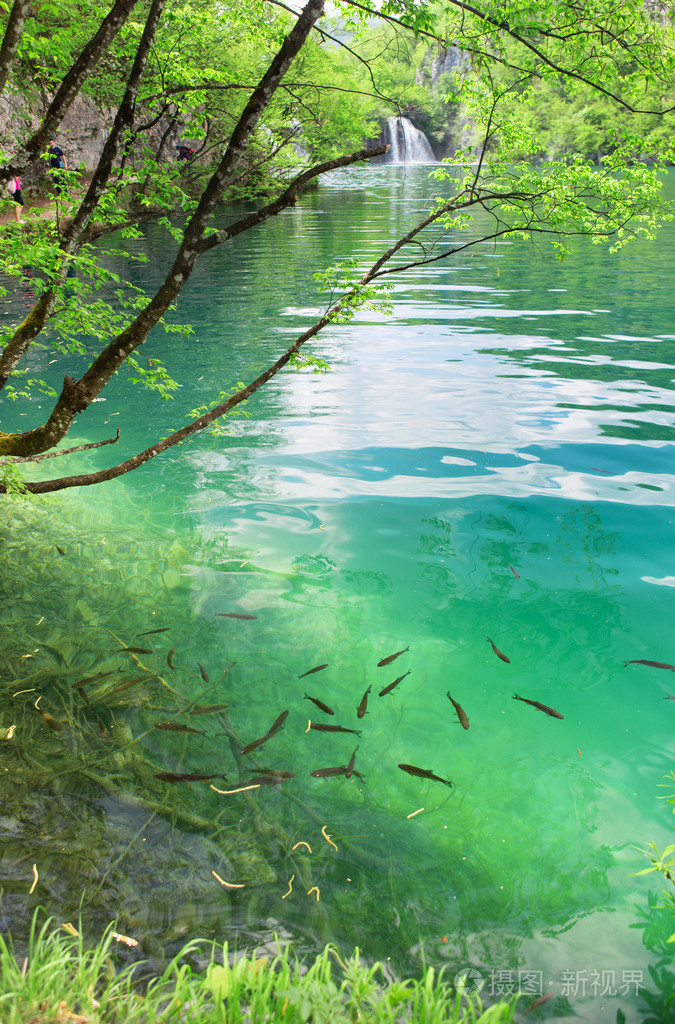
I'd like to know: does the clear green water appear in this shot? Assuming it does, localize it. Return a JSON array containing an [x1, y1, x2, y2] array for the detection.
[[2, 166, 675, 1019]]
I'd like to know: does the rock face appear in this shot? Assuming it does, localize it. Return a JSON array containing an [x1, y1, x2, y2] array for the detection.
[[415, 45, 466, 88], [0, 88, 180, 183]]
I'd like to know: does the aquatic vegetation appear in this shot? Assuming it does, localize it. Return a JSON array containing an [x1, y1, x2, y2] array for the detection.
[[0, 501, 331, 958], [0, 912, 517, 1023], [630, 772, 675, 1021]]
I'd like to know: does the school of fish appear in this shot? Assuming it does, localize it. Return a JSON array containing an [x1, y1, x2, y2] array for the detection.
[[53, 573, 675, 828]]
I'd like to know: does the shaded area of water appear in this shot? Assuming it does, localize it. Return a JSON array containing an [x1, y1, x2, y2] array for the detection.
[[2, 167, 675, 1020]]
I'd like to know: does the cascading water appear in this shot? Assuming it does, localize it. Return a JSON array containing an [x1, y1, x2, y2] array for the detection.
[[384, 116, 435, 162]]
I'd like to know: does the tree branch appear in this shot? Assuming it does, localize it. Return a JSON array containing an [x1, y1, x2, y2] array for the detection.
[[199, 142, 388, 254], [339, 0, 675, 115], [0, 0, 328, 458], [0, 0, 29, 96], [5, 168, 661, 492], [6, 0, 142, 175], [0, 0, 166, 393], [0, 429, 120, 465]]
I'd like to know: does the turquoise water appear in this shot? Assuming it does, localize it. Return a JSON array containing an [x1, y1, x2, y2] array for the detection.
[[2, 166, 675, 1019]]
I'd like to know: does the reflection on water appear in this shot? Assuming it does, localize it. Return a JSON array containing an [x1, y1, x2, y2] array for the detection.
[[2, 166, 675, 1020]]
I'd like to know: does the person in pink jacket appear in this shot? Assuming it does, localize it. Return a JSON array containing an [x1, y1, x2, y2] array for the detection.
[[7, 175, 23, 222]]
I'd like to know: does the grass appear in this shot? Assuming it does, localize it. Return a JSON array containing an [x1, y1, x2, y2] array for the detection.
[[0, 912, 517, 1023]]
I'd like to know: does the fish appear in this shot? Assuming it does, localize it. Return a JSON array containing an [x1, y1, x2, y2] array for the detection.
[[215, 612, 258, 620], [240, 710, 289, 755], [665, 695, 675, 700], [377, 646, 409, 668], [304, 693, 335, 715], [624, 659, 675, 671], [522, 992, 555, 1016], [513, 693, 563, 719], [38, 710, 63, 732], [56, 546, 66, 557], [198, 663, 209, 683], [98, 718, 112, 742], [110, 675, 154, 694], [72, 669, 118, 689], [378, 670, 410, 697], [189, 704, 230, 715], [346, 746, 358, 779], [137, 627, 170, 636], [263, 709, 289, 738], [310, 764, 347, 778], [118, 646, 153, 655], [298, 664, 328, 679], [507, 563, 520, 578], [239, 734, 269, 756], [357, 685, 372, 719], [154, 722, 205, 734], [245, 768, 294, 780], [167, 648, 176, 670], [155, 772, 227, 784], [248, 771, 294, 786], [398, 763, 453, 788], [446, 692, 469, 730], [309, 723, 362, 737], [487, 636, 510, 663]]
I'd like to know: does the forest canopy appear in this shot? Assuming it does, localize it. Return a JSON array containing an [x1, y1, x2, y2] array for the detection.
[[0, 0, 674, 493]]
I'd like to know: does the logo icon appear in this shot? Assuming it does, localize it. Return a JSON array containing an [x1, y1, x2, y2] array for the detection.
[[454, 966, 484, 996]]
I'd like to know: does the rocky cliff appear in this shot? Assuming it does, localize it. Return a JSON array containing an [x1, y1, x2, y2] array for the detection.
[[0, 87, 180, 184]]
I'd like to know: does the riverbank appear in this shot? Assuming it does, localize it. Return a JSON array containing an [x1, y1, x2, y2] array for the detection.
[[0, 915, 517, 1023]]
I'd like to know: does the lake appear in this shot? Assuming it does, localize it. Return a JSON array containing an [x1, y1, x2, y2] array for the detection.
[[1, 164, 674, 1021]]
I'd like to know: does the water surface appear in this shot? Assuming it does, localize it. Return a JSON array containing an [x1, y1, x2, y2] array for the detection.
[[1, 166, 675, 1020]]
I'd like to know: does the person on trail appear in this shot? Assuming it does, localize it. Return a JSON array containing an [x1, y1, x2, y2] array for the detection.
[[48, 140, 67, 194], [176, 144, 194, 161], [6, 175, 23, 222]]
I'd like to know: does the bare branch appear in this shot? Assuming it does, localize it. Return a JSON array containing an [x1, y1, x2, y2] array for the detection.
[[0, 430, 120, 465]]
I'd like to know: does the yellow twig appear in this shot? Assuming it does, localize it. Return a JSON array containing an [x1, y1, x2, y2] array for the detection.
[[212, 870, 245, 889], [210, 783, 261, 795], [406, 807, 425, 819], [321, 825, 338, 851], [282, 874, 295, 899]]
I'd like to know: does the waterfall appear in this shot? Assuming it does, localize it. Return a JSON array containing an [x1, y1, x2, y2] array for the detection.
[[384, 116, 435, 163]]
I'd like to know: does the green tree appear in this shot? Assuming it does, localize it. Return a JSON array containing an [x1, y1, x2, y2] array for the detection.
[[0, 0, 674, 493]]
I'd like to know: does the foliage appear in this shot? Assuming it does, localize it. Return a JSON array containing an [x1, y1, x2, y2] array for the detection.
[[633, 770, 675, 943], [314, 257, 394, 322], [184, 383, 251, 437], [1, 0, 675, 492], [0, 911, 517, 1023], [631, 770, 675, 1022]]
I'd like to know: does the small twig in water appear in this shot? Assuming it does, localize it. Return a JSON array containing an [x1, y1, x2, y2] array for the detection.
[[282, 874, 295, 899], [212, 870, 245, 889], [321, 825, 338, 851]]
